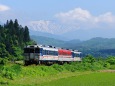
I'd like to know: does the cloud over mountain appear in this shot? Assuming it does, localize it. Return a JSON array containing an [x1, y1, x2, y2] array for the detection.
[[29, 8, 115, 35], [29, 20, 78, 34]]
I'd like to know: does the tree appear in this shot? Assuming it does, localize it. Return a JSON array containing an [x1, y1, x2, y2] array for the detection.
[[0, 19, 32, 60], [24, 26, 30, 42], [0, 43, 9, 58]]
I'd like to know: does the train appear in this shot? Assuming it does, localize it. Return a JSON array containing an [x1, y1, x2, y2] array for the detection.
[[24, 45, 82, 65]]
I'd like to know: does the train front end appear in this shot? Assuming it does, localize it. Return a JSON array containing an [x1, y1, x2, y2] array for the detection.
[[24, 45, 41, 65]]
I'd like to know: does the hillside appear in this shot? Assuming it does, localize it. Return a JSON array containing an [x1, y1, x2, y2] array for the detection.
[[31, 36, 115, 57], [31, 35, 81, 48], [31, 35, 66, 47]]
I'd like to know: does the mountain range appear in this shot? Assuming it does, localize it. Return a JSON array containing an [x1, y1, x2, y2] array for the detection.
[[31, 35, 115, 57]]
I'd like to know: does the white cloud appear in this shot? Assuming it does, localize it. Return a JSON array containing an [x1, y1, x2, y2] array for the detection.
[[0, 4, 10, 11], [55, 8, 92, 22], [95, 12, 115, 23], [55, 8, 115, 28], [29, 8, 115, 34]]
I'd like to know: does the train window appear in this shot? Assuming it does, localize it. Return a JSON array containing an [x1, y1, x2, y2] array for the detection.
[[47, 50, 49, 55], [24, 48, 30, 53], [43, 50, 44, 55], [49, 51, 51, 55], [46, 50, 48, 55], [52, 51, 54, 55], [45, 50, 47, 55], [48, 51, 50, 55], [30, 48, 34, 53], [35, 48, 39, 53], [74, 53, 80, 57], [55, 51, 58, 55], [77, 54, 81, 57], [72, 52, 74, 58], [45, 50, 46, 55], [40, 48, 43, 53], [52, 51, 53, 55], [42, 50, 44, 55]]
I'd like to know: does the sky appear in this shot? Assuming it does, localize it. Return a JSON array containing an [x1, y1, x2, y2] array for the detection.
[[0, 0, 115, 40]]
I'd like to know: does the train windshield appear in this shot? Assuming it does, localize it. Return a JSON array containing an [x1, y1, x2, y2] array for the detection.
[[29, 48, 34, 53], [24, 48, 34, 53], [24, 48, 40, 53], [35, 48, 40, 53], [73, 52, 82, 58], [24, 48, 30, 53]]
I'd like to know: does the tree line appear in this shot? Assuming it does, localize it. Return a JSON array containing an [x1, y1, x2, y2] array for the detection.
[[0, 19, 31, 60]]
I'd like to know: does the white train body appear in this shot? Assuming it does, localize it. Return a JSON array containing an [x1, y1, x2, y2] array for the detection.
[[24, 45, 82, 65]]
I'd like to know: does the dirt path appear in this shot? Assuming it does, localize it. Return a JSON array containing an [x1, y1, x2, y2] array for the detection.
[[99, 70, 115, 72]]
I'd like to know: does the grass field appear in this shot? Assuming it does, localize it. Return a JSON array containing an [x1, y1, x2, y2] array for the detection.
[[0, 59, 115, 86], [1, 71, 114, 86], [40, 72, 115, 86]]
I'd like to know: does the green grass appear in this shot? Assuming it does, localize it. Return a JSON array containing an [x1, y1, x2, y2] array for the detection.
[[0, 60, 115, 86], [1, 71, 114, 86], [40, 72, 115, 86]]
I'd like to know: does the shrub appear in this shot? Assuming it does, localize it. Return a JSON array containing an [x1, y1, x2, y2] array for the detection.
[[0, 64, 22, 80], [103, 62, 110, 68], [106, 56, 115, 65], [0, 80, 9, 85], [52, 64, 65, 72], [82, 55, 96, 64], [109, 65, 115, 69], [2, 70, 15, 80], [0, 58, 8, 65], [91, 62, 104, 70]]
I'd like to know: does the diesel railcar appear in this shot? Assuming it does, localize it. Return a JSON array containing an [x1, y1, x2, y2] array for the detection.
[[24, 45, 82, 65]]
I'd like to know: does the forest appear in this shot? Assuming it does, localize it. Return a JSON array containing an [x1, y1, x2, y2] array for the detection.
[[0, 19, 31, 61]]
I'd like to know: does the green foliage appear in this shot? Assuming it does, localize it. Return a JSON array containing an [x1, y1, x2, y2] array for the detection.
[[0, 19, 31, 60], [0, 43, 9, 58], [12, 47, 23, 60], [103, 62, 110, 68], [92, 62, 104, 70], [109, 65, 115, 69], [0, 80, 9, 85], [82, 55, 96, 64], [0, 64, 22, 80], [0, 55, 114, 82], [51, 64, 65, 72], [0, 58, 8, 65], [106, 56, 115, 65]]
